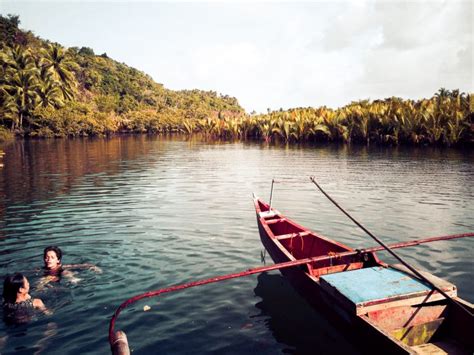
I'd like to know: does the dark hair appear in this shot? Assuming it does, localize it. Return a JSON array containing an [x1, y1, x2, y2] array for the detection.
[[44, 246, 62, 261], [3, 273, 26, 304]]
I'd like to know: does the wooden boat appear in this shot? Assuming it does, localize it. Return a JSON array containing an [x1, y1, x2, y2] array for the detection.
[[254, 197, 474, 354]]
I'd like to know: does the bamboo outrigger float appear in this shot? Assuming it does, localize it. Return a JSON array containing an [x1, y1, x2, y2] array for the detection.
[[109, 180, 474, 354]]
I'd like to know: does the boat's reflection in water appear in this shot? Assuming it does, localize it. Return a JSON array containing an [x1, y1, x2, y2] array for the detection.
[[253, 271, 360, 355]]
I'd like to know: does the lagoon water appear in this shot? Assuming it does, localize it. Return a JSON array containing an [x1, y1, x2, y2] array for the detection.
[[0, 136, 473, 354]]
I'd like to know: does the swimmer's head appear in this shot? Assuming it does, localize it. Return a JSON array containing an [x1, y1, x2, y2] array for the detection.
[[43, 246, 62, 271], [3, 273, 28, 303]]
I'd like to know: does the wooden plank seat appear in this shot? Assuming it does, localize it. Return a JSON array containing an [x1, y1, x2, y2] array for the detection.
[[275, 231, 311, 240], [259, 210, 280, 219], [319, 266, 457, 315], [265, 218, 286, 225]]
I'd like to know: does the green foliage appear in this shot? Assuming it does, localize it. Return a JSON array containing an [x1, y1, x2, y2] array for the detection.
[[0, 14, 22, 47], [123, 109, 162, 133], [78, 47, 95, 56], [94, 94, 119, 113], [32, 101, 118, 137], [118, 94, 139, 114]]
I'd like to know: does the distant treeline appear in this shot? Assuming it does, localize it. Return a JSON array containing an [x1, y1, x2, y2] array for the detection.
[[246, 92, 472, 146], [0, 14, 472, 147]]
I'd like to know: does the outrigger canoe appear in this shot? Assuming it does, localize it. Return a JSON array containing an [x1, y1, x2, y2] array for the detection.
[[254, 197, 474, 354]]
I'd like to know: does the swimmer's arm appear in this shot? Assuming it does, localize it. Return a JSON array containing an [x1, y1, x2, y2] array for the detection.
[[33, 298, 52, 315], [35, 275, 59, 291], [63, 263, 102, 273], [61, 269, 81, 284], [33, 298, 46, 310]]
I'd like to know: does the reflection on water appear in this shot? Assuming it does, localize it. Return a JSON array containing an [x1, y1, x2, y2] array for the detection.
[[0, 136, 163, 225], [253, 272, 359, 354], [0, 136, 472, 354]]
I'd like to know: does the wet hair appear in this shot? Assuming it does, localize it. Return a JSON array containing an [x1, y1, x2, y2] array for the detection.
[[3, 273, 26, 304], [43, 246, 62, 262]]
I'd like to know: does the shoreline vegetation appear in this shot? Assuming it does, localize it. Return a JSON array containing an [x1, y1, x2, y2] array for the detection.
[[1, 15, 473, 147]]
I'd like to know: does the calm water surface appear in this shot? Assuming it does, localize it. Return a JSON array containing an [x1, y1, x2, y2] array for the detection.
[[0, 136, 472, 354]]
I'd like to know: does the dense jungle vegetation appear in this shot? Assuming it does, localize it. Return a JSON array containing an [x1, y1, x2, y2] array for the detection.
[[0, 15, 243, 140], [1, 14, 472, 146]]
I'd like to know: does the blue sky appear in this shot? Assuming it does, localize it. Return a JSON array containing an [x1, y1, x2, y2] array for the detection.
[[1, 0, 472, 113]]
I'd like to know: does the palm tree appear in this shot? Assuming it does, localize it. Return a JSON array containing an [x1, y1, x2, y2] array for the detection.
[[220, 116, 241, 139], [434, 88, 451, 110], [289, 111, 308, 141], [4, 70, 39, 128], [40, 43, 76, 100], [0, 46, 39, 129], [255, 116, 277, 142], [446, 111, 468, 146], [308, 114, 332, 142], [273, 117, 291, 142], [324, 110, 349, 142], [380, 98, 406, 144], [0, 89, 19, 129], [198, 116, 217, 137], [344, 104, 369, 143], [36, 78, 63, 108], [0, 45, 35, 72], [240, 115, 259, 139], [181, 118, 196, 135], [35, 64, 63, 108]]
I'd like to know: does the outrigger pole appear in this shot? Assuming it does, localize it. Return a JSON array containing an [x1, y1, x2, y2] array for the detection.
[[109, 232, 473, 353], [309, 176, 474, 317]]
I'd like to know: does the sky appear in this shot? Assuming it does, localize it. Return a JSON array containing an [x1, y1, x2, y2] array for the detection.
[[1, 0, 472, 113]]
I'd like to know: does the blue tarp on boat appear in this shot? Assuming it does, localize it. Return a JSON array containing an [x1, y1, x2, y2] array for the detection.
[[320, 266, 432, 305]]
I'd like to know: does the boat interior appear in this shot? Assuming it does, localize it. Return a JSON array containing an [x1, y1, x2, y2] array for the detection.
[[256, 200, 474, 353], [257, 203, 380, 277]]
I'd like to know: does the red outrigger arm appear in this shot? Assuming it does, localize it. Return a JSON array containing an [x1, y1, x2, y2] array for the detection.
[[109, 232, 473, 352]]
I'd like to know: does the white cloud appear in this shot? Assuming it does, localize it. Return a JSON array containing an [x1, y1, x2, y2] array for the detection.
[[356, 0, 473, 99]]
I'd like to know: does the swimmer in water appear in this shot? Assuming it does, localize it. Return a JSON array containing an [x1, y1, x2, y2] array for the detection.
[[2, 273, 49, 324], [38, 246, 102, 288]]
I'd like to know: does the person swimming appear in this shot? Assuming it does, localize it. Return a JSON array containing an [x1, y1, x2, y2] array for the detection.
[[2, 273, 48, 324], [38, 246, 102, 288]]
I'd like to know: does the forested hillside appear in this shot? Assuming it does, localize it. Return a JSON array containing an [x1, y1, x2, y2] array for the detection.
[[0, 14, 244, 138]]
